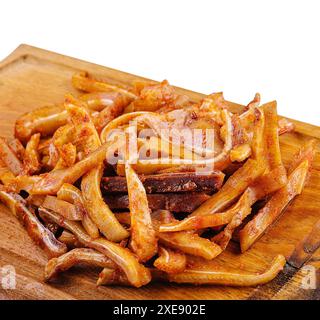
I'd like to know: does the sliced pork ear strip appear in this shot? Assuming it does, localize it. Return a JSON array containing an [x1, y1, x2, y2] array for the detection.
[[0, 191, 67, 257], [45, 248, 116, 281]]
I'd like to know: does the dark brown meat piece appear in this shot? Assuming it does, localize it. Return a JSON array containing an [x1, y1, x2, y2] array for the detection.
[[101, 172, 224, 194], [104, 192, 210, 213]]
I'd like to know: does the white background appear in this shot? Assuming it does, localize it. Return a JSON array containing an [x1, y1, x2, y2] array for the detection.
[[1, 0, 319, 125]]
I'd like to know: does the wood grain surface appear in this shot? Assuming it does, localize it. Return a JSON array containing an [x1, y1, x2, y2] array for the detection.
[[0, 45, 319, 300]]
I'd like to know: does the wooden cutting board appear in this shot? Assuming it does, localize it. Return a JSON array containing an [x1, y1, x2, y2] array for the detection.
[[0, 45, 319, 300]]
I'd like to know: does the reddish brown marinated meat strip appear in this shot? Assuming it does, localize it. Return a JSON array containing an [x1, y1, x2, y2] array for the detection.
[[104, 192, 210, 213], [101, 172, 224, 194]]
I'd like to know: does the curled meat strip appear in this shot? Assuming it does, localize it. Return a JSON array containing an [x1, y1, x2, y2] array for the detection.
[[72, 72, 137, 100], [0, 191, 67, 257], [125, 163, 158, 262], [57, 183, 99, 239], [165, 255, 286, 286], [45, 248, 116, 281], [39, 208, 151, 287], [240, 154, 313, 252], [23, 133, 41, 175], [64, 102, 129, 242]]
